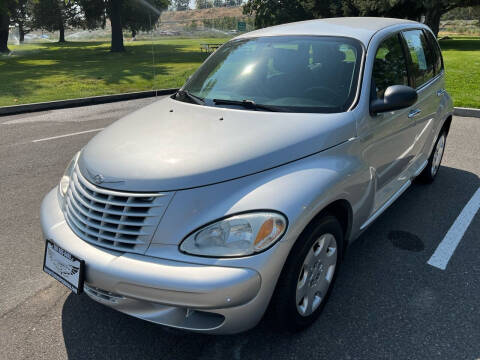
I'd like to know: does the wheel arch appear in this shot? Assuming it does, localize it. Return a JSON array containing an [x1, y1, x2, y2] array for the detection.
[[442, 114, 453, 135], [297, 199, 353, 258]]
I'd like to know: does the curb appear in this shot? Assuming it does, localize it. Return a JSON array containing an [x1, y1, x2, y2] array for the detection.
[[0, 88, 179, 116], [453, 107, 480, 118]]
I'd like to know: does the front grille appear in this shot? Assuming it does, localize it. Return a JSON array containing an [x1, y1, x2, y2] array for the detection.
[[64, 166, 172, 253]]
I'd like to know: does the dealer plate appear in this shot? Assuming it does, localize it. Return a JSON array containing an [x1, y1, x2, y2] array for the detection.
[[43, 240, 84, 294]]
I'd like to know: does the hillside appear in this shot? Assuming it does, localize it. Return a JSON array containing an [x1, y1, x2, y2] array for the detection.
[[161, 7, 245, 23]]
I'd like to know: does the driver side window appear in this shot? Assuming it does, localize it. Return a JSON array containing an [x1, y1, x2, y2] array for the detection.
[[372, 34, 409, 99]]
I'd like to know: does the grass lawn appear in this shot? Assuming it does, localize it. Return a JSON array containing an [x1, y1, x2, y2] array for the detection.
[[439, 36, 480, 108], [0, 36, 479, 108], [0, 38, 229, 107]]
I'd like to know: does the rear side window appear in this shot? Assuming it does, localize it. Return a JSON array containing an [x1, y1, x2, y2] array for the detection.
[[371, 34, 409, 99], [425, 30, 443, 74], [402, 30, 435, 88]]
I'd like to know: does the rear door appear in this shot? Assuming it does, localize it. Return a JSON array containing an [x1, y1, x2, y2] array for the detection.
[[400, 29, 443, 167]]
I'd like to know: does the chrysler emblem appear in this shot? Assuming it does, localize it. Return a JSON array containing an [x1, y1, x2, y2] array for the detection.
[[86, 168, 125, 185], [93, 174, 104, 184]]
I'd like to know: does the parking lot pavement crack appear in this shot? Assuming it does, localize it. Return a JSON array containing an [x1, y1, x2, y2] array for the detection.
[[0, 281, 55, 319]]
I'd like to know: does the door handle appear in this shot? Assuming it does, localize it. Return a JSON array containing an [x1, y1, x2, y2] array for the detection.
[[437, 89, 446, 97], [408, 109, 422, 118]]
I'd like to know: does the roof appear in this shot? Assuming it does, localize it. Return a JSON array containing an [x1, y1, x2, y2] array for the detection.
[[236, 17, 421, 46]]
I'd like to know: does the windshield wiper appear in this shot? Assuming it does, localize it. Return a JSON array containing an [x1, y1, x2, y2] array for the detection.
[[176, 90, 205, 105], [212, 99, 285, 112]]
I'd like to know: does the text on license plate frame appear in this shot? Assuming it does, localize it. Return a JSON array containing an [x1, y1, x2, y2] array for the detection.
[[43, 240, 85, 294]]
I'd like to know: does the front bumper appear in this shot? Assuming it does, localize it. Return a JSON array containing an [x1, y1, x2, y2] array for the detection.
[[41, 189, 275, 334]]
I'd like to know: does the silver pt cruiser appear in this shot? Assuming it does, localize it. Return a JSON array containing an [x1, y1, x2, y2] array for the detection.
[[41, 17, 453, 334]]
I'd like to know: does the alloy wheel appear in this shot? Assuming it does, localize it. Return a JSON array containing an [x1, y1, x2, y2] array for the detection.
[[431, 134, 446, 177], [296, 233, 337, 317]]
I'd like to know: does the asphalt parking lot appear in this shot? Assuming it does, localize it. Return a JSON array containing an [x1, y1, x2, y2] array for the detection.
[[1, 98, 479, 359]]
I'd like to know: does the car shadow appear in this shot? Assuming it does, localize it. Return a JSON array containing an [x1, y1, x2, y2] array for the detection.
[[61, 165, 480, 359]]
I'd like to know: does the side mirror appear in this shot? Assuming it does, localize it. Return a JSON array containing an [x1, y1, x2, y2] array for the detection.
[[370, 85, 418, 114]]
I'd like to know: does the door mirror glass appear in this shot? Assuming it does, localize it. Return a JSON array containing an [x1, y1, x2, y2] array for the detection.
[[370, 85, 418, 114]]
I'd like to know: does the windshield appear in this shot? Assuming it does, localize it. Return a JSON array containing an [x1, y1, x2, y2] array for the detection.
[[179, 36, 363, 113]]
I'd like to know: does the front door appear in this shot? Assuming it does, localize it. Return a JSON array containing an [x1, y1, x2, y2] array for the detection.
[[360, 33, 419, 211]]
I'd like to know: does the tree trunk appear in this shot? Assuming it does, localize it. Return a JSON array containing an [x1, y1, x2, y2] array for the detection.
[[425, 6, 442, 37], [110, 0, 125, 52], [0, 11, 9, 53], [19, 23, 25, 43], [132, 29, 136, 38], [59, 22, 65, 43]]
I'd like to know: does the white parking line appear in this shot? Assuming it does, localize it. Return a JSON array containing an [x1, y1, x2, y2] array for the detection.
[[428, 187, 480, 270], [32, 128, 104, 143]]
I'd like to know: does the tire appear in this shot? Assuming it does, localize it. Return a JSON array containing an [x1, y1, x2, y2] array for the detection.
[[269, 215, 343, 332], [417, 130, 447, 183]]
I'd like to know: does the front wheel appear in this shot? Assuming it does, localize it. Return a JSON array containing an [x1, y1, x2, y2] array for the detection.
[[269, 215, 343, 332], [418, 130, 447, 183]]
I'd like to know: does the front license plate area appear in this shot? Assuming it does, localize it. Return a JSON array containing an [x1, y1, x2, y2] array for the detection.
[[43, 240, 84, 294]]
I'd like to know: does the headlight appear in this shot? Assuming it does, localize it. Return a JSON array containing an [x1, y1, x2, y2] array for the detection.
[[180, 212, 287, 257], [58, 152, 80, 200]]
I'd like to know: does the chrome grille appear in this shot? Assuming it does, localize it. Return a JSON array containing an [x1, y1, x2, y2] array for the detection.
[[64, 166, 172, 253]]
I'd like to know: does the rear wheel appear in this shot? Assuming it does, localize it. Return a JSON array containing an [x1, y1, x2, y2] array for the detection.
[[270, 215, 343, 332], [418, 130, 447, 183]]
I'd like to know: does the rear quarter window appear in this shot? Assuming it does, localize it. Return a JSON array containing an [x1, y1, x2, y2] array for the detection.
[[425, 30, 443, 74]]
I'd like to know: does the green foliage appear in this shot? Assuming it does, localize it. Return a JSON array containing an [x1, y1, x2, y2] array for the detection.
[[172, 0, 189, 10], [10, 0, 34, 35], [123, 0, 170, 33], [31, 0, 84, 33], [443, 5, 480, 22], [243, 0, 480, 35], [79, 0, 169, 33], [196, 0, 241, 9], [243, 0, 313, 28], [196, 0, 214, 9]]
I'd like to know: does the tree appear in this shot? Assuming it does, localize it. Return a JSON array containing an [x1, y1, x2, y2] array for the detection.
[[422, 0, 480, 36], [110, 0, 124, 51], [123, 0, 169, 38], [351, 0, 423, 22], [10, 0, 34, 43], [352, 0, 480, 36], [243, 0, 480, 35], [0, 10, 9, 53], [0, 0, 17, 53], [172, 0, 188, 10], [442, 5, 480, 20], [197, 0, 215, 8], [243, 0, 313, 28], [32, 0, 84, 42], [80, 0, 169, 52]]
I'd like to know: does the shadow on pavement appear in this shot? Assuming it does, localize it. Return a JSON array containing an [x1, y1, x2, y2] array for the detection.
[[62, 166, 480, 360]]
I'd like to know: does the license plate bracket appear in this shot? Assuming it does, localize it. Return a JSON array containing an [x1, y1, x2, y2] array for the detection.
[[43, 240, 85, 294]]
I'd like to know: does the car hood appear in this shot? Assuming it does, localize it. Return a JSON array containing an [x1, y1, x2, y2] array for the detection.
[[79, 97, 355, 192]]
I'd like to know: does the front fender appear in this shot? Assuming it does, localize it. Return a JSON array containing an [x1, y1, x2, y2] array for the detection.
[[148, 139, 372, 262]]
